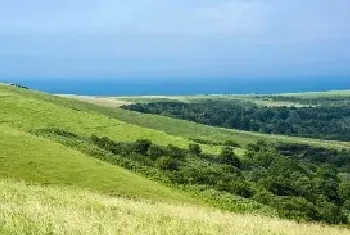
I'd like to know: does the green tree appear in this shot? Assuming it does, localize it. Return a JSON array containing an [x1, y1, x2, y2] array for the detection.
[[155, 156, 180, 171], [188, 143, 201, 156], [148, 145, 164, 160], [220, 147, 241, 168], [135, 139, 152, 155]]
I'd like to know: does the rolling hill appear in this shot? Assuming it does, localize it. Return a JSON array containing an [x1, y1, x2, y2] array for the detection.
[[0, 125, 193, 202], [0, 83, 349, 234], [0, 84, 217, 153], [55, 92, 350, 150]]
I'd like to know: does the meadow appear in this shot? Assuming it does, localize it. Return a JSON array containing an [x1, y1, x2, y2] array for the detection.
[[5, 84, 350, 150], [55, 93, 350, 150], [1, 180, 349, 235], [1, 83, 350, 233], [278, 89, 350, 98], [0, 125, 193, 203], [0, 85, 218, 153]]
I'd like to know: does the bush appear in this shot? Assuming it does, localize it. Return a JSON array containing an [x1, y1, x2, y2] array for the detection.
[[148, 145, 164, 160], [315, 200, 349, 224], [134, 139, 152, 155], [155, 156, 180, 171], [188, 143, 201, 156], [220, 147, 241, 168], [273, 196, 316, 221], [165, 144, 186, 160]]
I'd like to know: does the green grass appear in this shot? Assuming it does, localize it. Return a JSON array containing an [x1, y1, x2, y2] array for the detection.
[[1, 84, 350, 233], [56, 94, 135, 107], [2, 83, 350, 177], [0, 125, 195, 203], [277, 89, 350, 98], [105, 89, 350, 105], [114, 96, 190, 103], [47, 90, 350, 150], [72, 103, 350, 150], [0, 85, 245, 155], [0, 84, 219, 154], [1, 180, 349, 235]]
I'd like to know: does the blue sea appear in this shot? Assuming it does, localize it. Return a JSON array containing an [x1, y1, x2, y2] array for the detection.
[[2, 78, 350, 96]]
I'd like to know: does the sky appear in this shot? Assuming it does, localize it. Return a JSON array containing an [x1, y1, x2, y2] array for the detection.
[[1, 0, 350, 80]]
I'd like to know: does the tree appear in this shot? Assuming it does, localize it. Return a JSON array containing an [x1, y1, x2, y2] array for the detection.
[[135, 139, 152, 155], [155, 156, 180, 171], [339, 181, 350, 202], [188, 143, 201, 156], [220, 146, 241, 168], [166, 144, 186, 160], [148, 145, 164, 160]]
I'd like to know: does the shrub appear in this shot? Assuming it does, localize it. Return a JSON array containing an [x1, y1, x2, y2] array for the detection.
[[188, 143, 201, 156], [134, 139, 152, 155], [155, 156, 180, 171], [148, 145, 164, 160], [220, 147, 241, 168]]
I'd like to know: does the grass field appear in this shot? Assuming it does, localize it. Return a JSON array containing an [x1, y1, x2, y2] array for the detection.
[[5, 84, 350, 151], [1, 84, 350, 233], [51, 93, 350, 150], [106, 108, 350, 148], [113, 95, 191, 103], [57, 94, 135, 107], [83, 89, 350, 107], [277, 89, 350, 98], [1, 180, 349, 235], [0, 125, 194, 203], [0, 84, 219, 154]]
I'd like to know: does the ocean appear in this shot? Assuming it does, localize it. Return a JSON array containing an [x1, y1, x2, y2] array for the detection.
[[2, 78, 350, 96]]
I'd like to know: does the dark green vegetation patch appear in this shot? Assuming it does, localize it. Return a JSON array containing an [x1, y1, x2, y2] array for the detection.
[[34, 128, 350, 224], [123, 99, 350, 141]]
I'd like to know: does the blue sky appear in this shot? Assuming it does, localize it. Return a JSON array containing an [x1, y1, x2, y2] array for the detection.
[[1, 0, 350, 80]]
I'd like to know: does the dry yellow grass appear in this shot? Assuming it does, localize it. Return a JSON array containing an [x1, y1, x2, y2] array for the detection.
[[56, 94, 135, 108], [0, 180, 348, 235]]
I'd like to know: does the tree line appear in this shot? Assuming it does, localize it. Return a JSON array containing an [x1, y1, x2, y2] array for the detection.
[[123, 101, 350, 141]]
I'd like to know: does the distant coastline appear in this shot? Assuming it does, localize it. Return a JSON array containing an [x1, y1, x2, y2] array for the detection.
[[1, 78, 350, 96]]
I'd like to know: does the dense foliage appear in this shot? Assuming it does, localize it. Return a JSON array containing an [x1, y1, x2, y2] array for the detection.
[[35, 128, 350, 224], [123, 100, 350, 141], [274, 143, 350, 173]]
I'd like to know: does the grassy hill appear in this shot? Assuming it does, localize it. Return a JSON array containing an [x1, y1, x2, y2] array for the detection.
[[5, 84, 350, 151], [53, 93, 350, 150], [0, 125, 193, 203], [1, 83, 349, 233], [0, 84, 218, 153], [1, 180, 348, 235]]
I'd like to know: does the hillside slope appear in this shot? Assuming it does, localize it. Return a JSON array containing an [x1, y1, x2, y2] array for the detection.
[[4, 84, 349, 152], [0, 125, 193, 202], [54, 93, 350, 149], [0, 84, 217, 153], [1, 180, 348, 235], [1, 84, 350, 232]]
